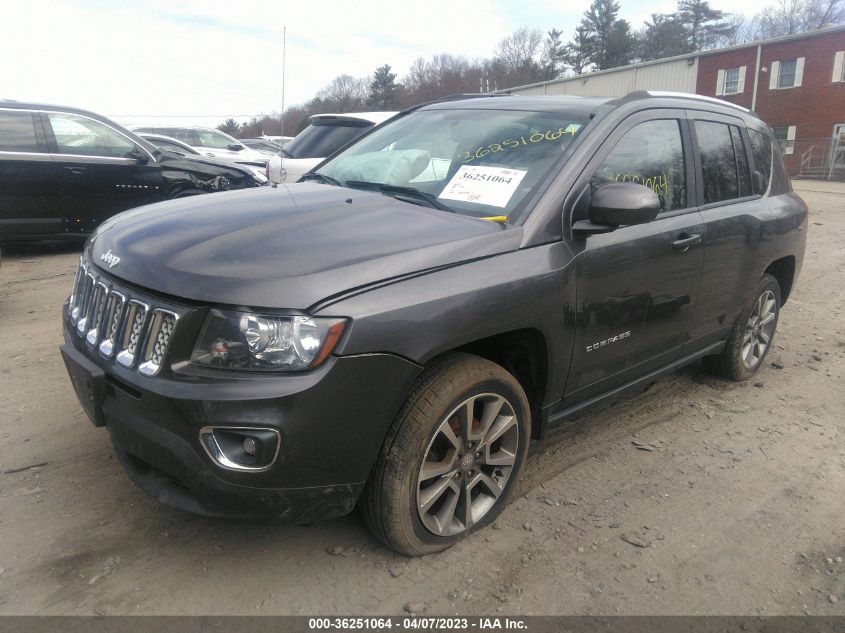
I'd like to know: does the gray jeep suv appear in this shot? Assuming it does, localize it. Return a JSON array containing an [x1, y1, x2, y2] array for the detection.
[[60, 92, 807, 555]]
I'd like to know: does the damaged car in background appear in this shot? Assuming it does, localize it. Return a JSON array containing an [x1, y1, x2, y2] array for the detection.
[[0, 101, 261, 243]]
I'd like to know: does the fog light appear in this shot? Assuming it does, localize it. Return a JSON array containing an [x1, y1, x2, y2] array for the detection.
[[243, 437, 257, 456], [198, 426, 280, 472]]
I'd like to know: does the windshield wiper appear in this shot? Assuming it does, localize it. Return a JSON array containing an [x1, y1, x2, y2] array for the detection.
[[300, 172, 342, 186], [344, 180, 454, 212]]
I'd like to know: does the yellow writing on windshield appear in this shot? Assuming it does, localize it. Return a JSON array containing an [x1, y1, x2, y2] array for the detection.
[[459, 125, 580, 164]]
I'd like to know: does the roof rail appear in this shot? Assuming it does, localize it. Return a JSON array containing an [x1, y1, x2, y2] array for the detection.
[[641, 90, 751, 113]]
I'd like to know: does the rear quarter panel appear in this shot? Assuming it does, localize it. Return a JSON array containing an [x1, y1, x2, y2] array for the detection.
[[769, 191, 809, 283]]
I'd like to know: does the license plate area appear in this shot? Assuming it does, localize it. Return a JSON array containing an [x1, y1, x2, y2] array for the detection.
[[60, 343, 106, 427]]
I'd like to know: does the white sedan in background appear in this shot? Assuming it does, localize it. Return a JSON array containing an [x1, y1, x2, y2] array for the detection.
[[267, 112, 396, 184], [130, 125, 268, 174]]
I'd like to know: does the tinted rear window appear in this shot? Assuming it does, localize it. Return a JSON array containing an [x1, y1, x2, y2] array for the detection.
[[285, 121, 371, 159], [748, 128, 772, 194], [730, 126, 752, 198], [0, 110, 40, 152], [696, 121, 738, 204]]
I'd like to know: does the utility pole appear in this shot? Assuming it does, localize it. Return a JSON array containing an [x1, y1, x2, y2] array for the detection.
[[276, 25, 286, 183], [280, 25, 286, 137]]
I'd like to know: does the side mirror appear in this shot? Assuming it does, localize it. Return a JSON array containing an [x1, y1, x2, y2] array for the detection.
[[573, 183, 661, 236], [227, 143, 244, 152], [128, 148, 149, 165], [752, 169, 768, 195]]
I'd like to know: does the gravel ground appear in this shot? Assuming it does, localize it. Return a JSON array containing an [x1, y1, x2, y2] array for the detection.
[[0, 181, 843, 616]]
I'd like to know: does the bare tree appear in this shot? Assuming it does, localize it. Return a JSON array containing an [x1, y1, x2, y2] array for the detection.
[[722, 13, 755, 45], [495, 27, 544, 70], [748, 0, 844, 37], [490, 27, 557, 86], [314, 74, 370, 113]]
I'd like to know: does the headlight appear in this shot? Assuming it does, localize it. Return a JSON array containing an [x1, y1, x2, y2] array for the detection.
[[191, 309, 346, 371]]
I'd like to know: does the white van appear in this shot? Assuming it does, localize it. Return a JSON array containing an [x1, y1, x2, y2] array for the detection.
[[267, 112, 396, 184]]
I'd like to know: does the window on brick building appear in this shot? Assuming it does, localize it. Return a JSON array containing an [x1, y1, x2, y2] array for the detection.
[[770, 57, 804, 89], [772, 126, 796, 156], [716, 66, 745, 95], [833, 51, 845, 82], [724, 68, 739, 93]]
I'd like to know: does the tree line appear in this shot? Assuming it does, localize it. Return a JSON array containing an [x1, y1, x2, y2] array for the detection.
[[220, 0, 843, 138]]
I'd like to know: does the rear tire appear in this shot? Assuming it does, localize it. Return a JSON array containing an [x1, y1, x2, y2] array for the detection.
[[704, 273, 781, 381], [361, 353, 530, 556]]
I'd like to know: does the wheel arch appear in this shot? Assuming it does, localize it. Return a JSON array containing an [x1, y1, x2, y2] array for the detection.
[[764, 255, 796, 304], [441, 328, 550, 439]]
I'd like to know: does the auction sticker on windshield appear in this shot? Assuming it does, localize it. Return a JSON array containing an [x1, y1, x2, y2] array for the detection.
[[439, 165, 527, 208]]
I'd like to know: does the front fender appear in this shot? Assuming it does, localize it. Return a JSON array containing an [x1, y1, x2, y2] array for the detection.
[[318, 242, 575, 410]]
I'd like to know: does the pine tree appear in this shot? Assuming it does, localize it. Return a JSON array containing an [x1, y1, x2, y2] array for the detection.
[[565, 24, 593, 74], [217, 118, 240, 136], [544, 28, 568, 77], [676, 0, 735, 51], [367, 65, 399, 110], [578, 0, 637, 70], [639, 13, 691, 60]]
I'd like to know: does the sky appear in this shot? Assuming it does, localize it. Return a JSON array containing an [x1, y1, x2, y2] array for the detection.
[[0, 0, 773, 127]]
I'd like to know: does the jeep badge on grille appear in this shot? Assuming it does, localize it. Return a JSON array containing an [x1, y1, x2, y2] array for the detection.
[[100, 249, 121, 269]]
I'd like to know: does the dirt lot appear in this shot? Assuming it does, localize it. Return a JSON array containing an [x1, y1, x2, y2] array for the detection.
[[0, 181, 843, 616]]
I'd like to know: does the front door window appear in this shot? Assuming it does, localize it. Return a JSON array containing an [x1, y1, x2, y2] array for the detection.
[[46, 113, 136, 158]]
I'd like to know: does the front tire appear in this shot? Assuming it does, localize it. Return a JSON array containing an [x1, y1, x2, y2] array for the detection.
[[704, 273, 781, 381], [361, 353, 530, 556]]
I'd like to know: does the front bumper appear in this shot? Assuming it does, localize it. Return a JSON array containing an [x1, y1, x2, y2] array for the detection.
[[61, 313, 421, 521]]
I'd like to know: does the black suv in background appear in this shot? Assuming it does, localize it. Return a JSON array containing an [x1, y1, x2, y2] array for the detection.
[[60, 92, 807, 556], [0, 101, 260, 243]]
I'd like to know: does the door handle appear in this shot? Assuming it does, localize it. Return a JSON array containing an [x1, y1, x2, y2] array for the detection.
[[671, 233, 702, 253], [63, 166, 87, 175]]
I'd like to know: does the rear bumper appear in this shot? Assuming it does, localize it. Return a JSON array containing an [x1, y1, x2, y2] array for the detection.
[[61, 319, 422, 521]]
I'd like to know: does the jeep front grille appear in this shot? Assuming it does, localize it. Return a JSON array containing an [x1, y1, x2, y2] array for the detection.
[[139, 310, 179, 376], [116, 300, 149, 368], [67, 259, 180, 376], [85, 281, 109, 345], [98, 291, 126, 358]]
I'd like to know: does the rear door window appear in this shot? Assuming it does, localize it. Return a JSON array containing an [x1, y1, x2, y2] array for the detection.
[[748, 128, 773, 194], [730, 126, 752, 197], [0, 110, 41, 152], [694, 120, 750, 204]]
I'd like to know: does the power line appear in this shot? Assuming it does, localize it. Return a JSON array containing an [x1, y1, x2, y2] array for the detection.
[[111, 113, 281, 118]]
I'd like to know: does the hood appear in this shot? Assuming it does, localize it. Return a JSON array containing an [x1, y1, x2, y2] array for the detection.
[[87, 183, 522, 309]]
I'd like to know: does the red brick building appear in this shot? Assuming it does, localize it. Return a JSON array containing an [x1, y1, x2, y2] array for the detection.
[[504, 26, 845, 177], [697, 27, 845, 176]]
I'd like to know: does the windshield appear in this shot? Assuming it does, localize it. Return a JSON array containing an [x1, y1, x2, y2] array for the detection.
[[285, 120, 372, 159], [245, 140, 281, 153], [317, 107, 591, 220], [196, 129, 239, 150]]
